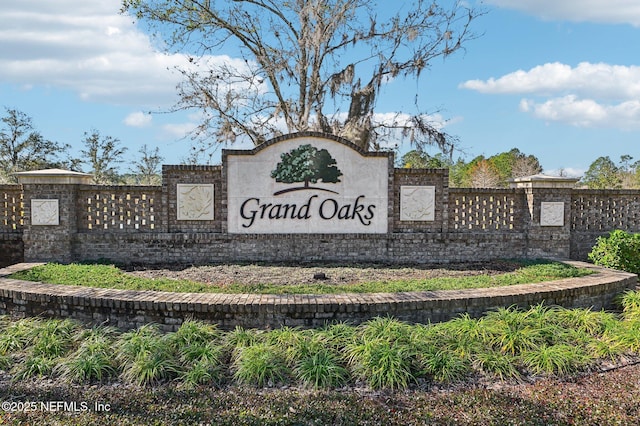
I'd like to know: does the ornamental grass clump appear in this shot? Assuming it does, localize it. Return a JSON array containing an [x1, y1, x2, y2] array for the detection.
[[232, 343, 290, 387], [346, 318, 417, 390], [58, 326, 119, 383], [224, 326, 263, 352], [12, 318, 80, 381], [520, 344, 590, 376], [30, 318, 79, 358], [117, 324, 179, 386], [169, 320, 225, 387], [418, 347, 469, 383], [295, 348, 348, 389], [552, 308, 620, 337], [424, 314, 489, 359], [620, 290, 640, 322], [482, 306, 552, 356], [0, 317, 40, 357], [314, 321, 358, 352], [13, 355, 58, 381], [264, 326, 311, 365], [471, 350, 520, 380], [346, 337, 414, 390]]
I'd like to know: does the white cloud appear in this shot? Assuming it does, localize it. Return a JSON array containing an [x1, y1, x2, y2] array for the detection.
[[0, 0, 243, 108], [520, 96, 640, 129], [124, 111, 153, 127], [461, 62, 640, 129], [487, 0, 640, 26], [161, 123, 198, 140], [460, 62, 640, 100]]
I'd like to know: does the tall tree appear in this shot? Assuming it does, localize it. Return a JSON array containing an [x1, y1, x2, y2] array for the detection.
[[129, 144, 164, 185], [400, 150, 453, 169], [487, 148, 542, 186], [618, 154, 640, 189], [80, 130, 128, 184], [122, 0, 483, 153], [0, 108, 69, 182], [467, 159, 501, 188], [582, 156, 622, 189]]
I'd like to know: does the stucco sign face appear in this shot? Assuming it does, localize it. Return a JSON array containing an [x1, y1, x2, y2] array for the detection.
[[226, 135, 389, 233]]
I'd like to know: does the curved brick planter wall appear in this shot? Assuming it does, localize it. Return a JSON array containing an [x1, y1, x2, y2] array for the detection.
[[0, 262, 636, 331]]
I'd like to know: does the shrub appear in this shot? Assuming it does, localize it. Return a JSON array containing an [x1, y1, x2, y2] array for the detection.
[[588, 230, 640, 274]]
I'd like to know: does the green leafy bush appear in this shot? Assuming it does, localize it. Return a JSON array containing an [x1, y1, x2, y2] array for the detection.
[[588, 230, 640, 274]]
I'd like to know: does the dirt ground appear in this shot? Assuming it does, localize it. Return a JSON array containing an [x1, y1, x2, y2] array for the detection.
[[124, 260, 522, 285]]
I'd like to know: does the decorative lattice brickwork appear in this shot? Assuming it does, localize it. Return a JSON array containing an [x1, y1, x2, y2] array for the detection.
[[571, 191, 640, 232], [78, 187, 162, 232], [449, 189, 522, 231], [0, 186, 23, 232]]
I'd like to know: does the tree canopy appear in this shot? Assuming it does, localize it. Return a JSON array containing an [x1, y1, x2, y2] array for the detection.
[[581, 156, 623, 189], [80, 130, 128, 185], [122, 0, 483, 153], [401, 147, 543, 188], [0, 108, 70, 183]]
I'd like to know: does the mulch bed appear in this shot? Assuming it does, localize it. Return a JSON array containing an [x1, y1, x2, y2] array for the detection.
[[124, 260, 522, 286]]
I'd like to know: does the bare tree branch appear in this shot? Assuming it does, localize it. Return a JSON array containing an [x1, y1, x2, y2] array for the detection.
[[122, 0, 484, 152]]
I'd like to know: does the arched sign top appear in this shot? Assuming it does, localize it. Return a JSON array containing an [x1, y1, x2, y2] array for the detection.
[[222, 131, 390, 158], [224, 132, 391, 234]]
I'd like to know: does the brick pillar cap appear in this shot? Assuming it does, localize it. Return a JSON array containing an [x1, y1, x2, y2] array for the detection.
[[14, 169, 93, 185], [509, 174, 580, 189]]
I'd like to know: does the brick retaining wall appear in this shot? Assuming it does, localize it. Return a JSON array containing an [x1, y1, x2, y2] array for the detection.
[[0, 262, 635, 331]]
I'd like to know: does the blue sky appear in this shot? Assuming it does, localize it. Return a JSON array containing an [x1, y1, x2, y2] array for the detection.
[[1, 0, 640, 177]]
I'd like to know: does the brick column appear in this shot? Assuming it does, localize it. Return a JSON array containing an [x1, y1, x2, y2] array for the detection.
[[15, 169, 92, 263], [510, 174, 580, 259]]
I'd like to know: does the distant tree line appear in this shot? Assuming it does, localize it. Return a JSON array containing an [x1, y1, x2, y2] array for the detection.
[[2, 107, 638, 189], [0, 108, 163, 185], [400, 148, 542, 188], [400, 149, 640, 190], [580, 155, 640, 190]]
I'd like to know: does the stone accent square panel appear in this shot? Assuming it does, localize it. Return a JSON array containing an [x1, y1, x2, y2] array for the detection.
[[400, 186, 435, 221], [540, 201, 565, 226], [31, 199, 59, 225], [177, 184, 214, 220]]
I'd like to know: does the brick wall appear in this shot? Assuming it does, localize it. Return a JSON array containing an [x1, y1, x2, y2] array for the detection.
[[0, 185, 23, 265], [3, 132, 640, 266], [4, 174, 640, 265], [4, 173, 640, 265]]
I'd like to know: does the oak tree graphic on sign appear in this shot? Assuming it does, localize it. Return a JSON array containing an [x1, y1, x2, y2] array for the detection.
[[271, 144, 342, 195]]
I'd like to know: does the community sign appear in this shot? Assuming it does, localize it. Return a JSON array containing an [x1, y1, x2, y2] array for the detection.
[[225, 134, 390, 233]]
